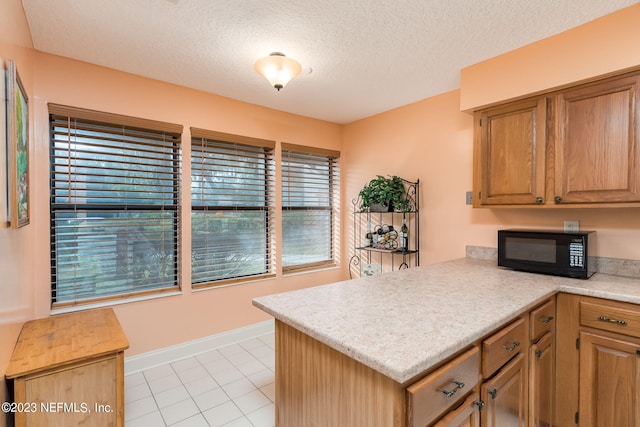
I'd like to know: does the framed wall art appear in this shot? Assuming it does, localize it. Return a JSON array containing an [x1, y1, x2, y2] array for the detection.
[[6, 59, 29, 228], [0, 60, 6, 226]]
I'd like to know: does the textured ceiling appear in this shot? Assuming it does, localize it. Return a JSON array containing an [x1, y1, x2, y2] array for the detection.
[[21, 0, 639, 124]]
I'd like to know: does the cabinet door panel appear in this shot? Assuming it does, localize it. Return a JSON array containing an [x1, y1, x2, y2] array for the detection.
[[475, 97, 546, 205], [481, 353, 527, 427], [579, 331, 640, 427], [529, 332, 555, 427], [21, 357, 117, 427], [433, 393, 480, 427], [555, 74, 640, 203]]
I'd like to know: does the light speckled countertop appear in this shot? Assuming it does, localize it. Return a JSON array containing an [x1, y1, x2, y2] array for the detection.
[[252, 257, 640, 384]]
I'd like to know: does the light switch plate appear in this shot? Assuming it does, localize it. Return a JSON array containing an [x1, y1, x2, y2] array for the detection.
[[465, 191, 473, 205], [564, 220, 579, 232]]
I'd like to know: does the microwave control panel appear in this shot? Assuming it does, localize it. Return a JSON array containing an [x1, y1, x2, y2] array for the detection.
[[569, 241, 584, 268]]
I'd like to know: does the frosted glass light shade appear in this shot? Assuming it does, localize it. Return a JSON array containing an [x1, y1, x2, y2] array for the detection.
[[254, 52, 302, 91]]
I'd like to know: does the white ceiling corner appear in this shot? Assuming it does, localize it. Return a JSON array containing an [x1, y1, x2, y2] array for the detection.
[[21, 0, 639, 124]]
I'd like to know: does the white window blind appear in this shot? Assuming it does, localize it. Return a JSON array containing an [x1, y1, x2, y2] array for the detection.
[[190, 128, 275, 286], [281, 144, 340, 271], [49, 104, 182, 307]]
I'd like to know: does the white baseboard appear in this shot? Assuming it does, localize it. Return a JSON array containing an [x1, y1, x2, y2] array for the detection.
[[124, 319, 275, 375]]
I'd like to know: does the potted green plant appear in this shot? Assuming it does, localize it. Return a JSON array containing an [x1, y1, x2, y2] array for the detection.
[[358, 175, 409, 212]]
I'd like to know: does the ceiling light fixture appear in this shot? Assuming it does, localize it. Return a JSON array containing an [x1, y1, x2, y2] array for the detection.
[[254, 52, 302, 91]]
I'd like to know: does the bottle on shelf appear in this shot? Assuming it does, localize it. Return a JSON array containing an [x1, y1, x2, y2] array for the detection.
[[365, 220, 373, 247], [400, 217, 409, 252]]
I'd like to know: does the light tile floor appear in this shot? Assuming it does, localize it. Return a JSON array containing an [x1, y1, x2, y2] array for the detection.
[[125, 333, 276, 427]]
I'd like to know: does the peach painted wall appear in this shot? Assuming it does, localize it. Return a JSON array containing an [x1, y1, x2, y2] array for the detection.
[[344, 4, 640, 268], [3, 6, 640, 422], [343, 91, 478, 265], [29, 52, 345, 356], [0, 1, 35, 425], [460, 3, 640, 110], [344, 87, 640, 268], [459, 3, 640, 256], [0, 21, 347, 420]]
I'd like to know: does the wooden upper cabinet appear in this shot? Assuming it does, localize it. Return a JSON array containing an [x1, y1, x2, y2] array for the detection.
[[474, 97, 546, 206], [554, 73, 640, 204], [473, 68, 640, 207]]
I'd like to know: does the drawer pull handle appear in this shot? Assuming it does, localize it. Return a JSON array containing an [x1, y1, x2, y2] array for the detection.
[[598, 316, 627, 326], [502, 341, 520, 352], [538, 315, 554, 324], [442, 380, 465, 398]]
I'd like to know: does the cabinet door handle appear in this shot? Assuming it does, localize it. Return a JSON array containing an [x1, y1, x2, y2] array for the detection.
[[535, 197, 543, 204], [502, 340, 520, 352], [554, 196, 562, 203], [598, 316, 627, 326], [441, 380, 465, 398], [488, 388, 497, 399], [538, 315, 554, 324], [535, 349, 543, 359]]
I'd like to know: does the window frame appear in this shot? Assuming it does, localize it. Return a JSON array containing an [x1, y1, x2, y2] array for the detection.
[[48, 104, 183, 309], [190, 128, 276, 288], [281, 143, 340, 273]]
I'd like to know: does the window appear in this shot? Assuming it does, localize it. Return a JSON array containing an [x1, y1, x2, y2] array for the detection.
[[49, 104, 182, 307], [281, 144, 340, 272], [190, 128, 275, 286]]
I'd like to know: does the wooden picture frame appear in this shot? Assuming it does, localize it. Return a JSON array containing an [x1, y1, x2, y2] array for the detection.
[[6, 60, 29, 228], [0, 61, 6, 226]]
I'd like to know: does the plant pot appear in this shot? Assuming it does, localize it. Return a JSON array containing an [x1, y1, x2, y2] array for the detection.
[[370, 202, 392, 212]]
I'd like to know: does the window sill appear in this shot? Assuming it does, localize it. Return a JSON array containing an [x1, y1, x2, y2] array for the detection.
[[192, 273, 277, 291], [51, 288, 183, 315], [283, 263, 340, 277]]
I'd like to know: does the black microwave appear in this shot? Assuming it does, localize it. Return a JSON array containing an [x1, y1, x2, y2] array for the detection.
[[498, 229, 596, 279]]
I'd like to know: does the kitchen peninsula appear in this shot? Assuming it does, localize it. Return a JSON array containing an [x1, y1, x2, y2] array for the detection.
[[253, 257, 640, 426]]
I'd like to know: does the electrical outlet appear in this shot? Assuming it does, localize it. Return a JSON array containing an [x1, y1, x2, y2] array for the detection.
[[564, 220, 579, 232], [465, 191, 473, 205]]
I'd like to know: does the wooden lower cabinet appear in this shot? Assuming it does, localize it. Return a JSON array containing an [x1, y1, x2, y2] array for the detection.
[[554, 293, 581, 426], [275, 301, 556, 427], [529, 332, 555, 427], [481, 353, 528, 427], [556, 294, 640, 427], [578, 331, 640, 427], [5, 309, 129, 427], [433, 393, 481, 427], [12, 355, 122, 427], [275, 321, 406, 427]]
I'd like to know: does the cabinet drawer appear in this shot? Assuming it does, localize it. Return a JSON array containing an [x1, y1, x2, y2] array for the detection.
[[482, 317, 527, 378], [580, 297, 640, 338], [530, 299, 556, 342], [407, 346, 480, 427]]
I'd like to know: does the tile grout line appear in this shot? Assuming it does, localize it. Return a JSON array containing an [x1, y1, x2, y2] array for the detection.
[[125, 333, 276, 427]]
